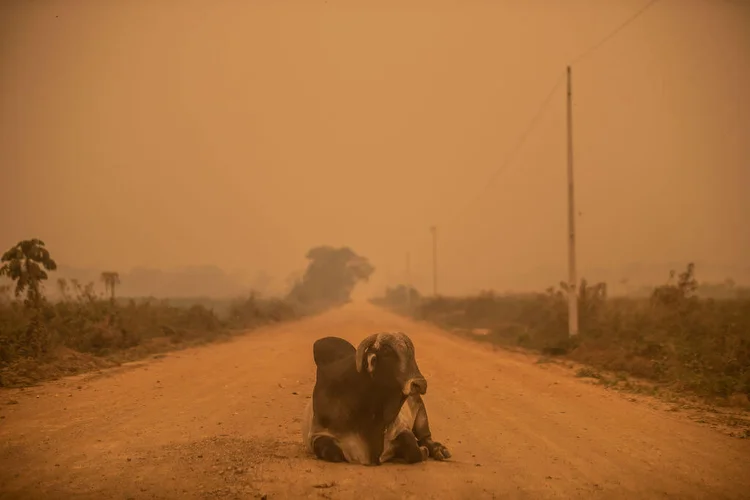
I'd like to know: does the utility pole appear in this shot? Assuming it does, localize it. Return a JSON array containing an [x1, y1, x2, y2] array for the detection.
[[430, 226, 438, 296], [405, 251, 412, 309], [566, 65, 579, 337]]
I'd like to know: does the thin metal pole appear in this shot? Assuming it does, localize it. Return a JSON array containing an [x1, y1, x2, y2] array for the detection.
[[405, 252, 411, 309], [430, 226, 438, 296], [566, 65, 579, 336]]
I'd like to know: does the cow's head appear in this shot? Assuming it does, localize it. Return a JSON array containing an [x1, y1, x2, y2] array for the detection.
[[355, 332, 427, 396]]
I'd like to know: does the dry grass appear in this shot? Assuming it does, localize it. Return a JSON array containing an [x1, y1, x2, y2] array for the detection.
[[0, 285, 304, 387], [373, 266, 750, 402]]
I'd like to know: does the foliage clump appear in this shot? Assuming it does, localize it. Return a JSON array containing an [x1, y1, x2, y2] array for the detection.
[[0, 239, 57, 308], [286, 246, 374, 311]]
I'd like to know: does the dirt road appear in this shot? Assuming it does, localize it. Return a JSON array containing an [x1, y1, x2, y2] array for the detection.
[[1, 303, 748, 499]]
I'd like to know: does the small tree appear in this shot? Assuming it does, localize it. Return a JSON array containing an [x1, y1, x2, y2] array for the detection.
[[676, 262, 698, 297], [652, 262, 698, 307], [0, 239, 57, 307], [287, 246, 374, 309], [100, 271, 121, 302], [57, 277, 71, 301]]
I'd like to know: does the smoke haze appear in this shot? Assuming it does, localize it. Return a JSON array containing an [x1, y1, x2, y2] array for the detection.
[[2, 0, 748, 297]]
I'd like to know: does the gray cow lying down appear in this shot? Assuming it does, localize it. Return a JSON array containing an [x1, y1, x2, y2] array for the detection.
[[301, 331, 451, 465]]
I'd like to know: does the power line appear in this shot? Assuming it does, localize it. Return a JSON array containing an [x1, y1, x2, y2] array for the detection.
[[434, 0, 667, 235], [570, 0, 663, 67], [696, 0, 750, 7], [398, 73, 565, 287], [440, 71, 565, 233], [400, 0, 745, 292], [402, 0, 670, 281]]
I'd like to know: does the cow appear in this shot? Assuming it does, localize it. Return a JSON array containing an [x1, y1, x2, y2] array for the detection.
[[300, 332, 451, 465]]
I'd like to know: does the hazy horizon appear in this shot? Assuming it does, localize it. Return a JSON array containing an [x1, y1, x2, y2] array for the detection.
[[2, 0, 748, 297], [0, 257, 743, 302]]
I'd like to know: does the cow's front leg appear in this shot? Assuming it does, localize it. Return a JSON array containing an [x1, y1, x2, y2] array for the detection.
[[394, 430, 429, 464], [412, 396, 451, 461]]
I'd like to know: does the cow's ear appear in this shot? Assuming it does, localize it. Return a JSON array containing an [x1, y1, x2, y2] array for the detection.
[[355, 334, 379, 373], [366, 352, 377, 374]]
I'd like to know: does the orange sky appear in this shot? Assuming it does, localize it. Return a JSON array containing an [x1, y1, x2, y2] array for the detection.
[[1, 0, 748, 296]]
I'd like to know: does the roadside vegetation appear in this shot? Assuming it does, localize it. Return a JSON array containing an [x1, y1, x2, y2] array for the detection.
[[0, 239, 373, 387], [372, 263, 750, 405]]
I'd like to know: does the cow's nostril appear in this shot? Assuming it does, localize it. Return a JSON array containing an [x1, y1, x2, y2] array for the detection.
[[411, 379, 428, 395]]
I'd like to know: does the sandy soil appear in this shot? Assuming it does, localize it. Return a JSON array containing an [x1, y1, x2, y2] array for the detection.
[[1, 302, 748, 500]]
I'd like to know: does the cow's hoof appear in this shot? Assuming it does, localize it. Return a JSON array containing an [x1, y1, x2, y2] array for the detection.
[[427, 441, 451, 461]]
